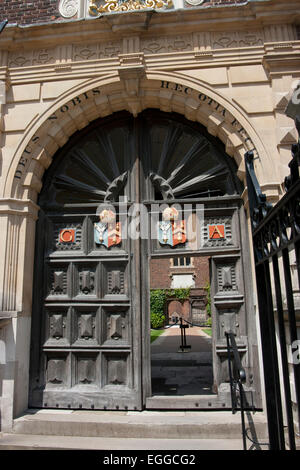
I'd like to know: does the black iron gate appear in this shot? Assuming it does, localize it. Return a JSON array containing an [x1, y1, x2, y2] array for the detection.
[[245, 117, 300, 450]]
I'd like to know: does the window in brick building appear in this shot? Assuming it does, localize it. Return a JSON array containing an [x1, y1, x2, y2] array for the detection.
[[172, 256, 192, 267]]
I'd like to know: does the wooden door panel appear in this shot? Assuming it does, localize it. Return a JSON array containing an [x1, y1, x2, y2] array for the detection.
[[30, 204, 137, 409]]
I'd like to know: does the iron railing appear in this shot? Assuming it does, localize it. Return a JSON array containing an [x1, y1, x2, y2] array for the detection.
[[225, 331, 248, 450], [245, 116, 300, 450], [225, 331, 270, 450]]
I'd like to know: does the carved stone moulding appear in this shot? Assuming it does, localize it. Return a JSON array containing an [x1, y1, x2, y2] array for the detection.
[[59, 0, 79, 18], [185, 0, 205, 5]]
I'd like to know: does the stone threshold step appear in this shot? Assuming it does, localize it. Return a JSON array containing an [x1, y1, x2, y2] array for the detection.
[[0, 433, 245, 450], [11, 409, 268, 440]]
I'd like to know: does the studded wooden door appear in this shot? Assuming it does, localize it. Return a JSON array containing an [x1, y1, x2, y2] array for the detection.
[[29, 109, 249, 410]]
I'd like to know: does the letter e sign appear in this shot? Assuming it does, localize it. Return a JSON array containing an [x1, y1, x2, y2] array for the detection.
[[208, 224, 225, 240]]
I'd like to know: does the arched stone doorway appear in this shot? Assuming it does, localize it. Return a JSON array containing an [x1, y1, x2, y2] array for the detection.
[[28, 109, 260, 410]]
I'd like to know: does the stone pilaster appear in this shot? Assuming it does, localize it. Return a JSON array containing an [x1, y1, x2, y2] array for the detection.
[[0, 198, 39, 431]]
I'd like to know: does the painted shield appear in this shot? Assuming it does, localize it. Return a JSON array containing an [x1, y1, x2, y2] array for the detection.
[[94, 209, 122, 248], [158, 220, 186, 247], [94, 221, 122, 248]]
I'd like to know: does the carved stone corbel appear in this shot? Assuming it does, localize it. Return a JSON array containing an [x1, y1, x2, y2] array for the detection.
[[117, 62, 145, 117]]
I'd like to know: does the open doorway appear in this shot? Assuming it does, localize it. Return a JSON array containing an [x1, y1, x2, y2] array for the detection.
[[149, 255, 215, 397]]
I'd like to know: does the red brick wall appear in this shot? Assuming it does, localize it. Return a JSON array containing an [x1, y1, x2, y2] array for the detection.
[[193, 256, 210, 288], [1, 1, 62, 25], [150, 258, 171, 289], [150, 255, 210, 289]]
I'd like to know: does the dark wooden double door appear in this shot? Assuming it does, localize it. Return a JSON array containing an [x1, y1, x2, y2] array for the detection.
[[29, 110, 242, 410]]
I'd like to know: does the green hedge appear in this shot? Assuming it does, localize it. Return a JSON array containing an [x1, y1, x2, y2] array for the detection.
[[150, 288, 190, 328], [204, 282, 212, 326]]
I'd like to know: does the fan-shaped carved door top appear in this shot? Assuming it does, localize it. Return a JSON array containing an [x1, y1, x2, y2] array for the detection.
[[40, 110, 242, 207]]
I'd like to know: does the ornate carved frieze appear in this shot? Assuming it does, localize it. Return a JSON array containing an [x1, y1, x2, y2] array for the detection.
[[8, 48, 56, 67], [141, 35, 193, 54], [212, 31, 264, 49], [72, 41, 122, 61], [6, 28, 271, 73], [89, 0, 173, 14]]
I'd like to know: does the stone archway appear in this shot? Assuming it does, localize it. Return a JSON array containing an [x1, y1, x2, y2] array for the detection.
[[0, 72, 274, 422], [5, 72, 278, 202]]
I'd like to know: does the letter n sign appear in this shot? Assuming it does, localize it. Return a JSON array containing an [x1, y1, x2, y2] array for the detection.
[[208, 224, 225, 240]]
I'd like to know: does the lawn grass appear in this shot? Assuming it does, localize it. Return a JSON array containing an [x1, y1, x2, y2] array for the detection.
[[150, 329, 165, 343], [202, 328, 212, 337]]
